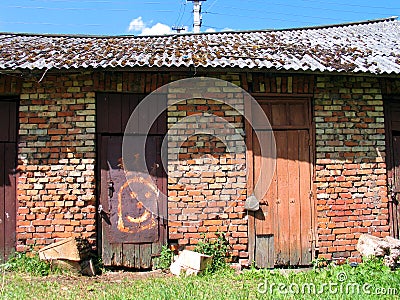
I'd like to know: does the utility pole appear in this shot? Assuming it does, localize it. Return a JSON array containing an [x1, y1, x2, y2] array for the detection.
[[188, 0, 206, 33]]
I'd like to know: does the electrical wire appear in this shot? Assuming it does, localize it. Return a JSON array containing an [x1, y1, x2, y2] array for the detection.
[[25, 0, 162, 3], [230, 0, 399, 10], [2, 5, 173, 12], [204, 0, 218, 13], [0, 21, 102, 27], [300, 0, 400, 10], [2, 0, 398, 33], [174, 0, 187, 26], [207, 7, 325, 21], [201, 0, 399, 30], [214, 2, 394, 15], [205, 11, 353, 23]]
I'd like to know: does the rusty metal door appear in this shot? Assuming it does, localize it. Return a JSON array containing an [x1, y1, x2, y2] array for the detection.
[[97, 93, 167, 268], [0, 98, 17, 262], [248, 98, 314, 267], [386, 100, 400, 238]]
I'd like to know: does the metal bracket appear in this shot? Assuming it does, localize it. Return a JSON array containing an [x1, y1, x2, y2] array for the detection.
[[98, 204, 111, 225], [108, 180, 115, 198]]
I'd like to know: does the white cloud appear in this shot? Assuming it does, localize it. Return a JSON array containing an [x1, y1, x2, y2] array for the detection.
[[140, 23, 173, 35], [128, 16, 145, 32], [127, 17, 232, 35], [201, 27, 234, 33], [127, 16, 173, 36]]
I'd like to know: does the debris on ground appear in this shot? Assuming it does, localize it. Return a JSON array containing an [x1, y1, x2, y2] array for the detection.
[[170, 250, 212, 276], [356, 234, 400, 268], [38, 237, 95, 276]]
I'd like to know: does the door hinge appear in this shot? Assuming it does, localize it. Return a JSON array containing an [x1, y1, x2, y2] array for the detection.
[[98, 204, 111, 225]]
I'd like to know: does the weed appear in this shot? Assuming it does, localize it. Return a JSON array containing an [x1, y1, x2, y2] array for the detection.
[[3, 251, 60, 276], [312, 257, 329, 269], [194, 232, 230, 273], [93, 256, 106, 275], [153, 245, 174, 270]]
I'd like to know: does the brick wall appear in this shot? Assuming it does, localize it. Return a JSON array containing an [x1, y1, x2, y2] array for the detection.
[[16, 73, 97, 251], [0, 74, 22, 95], [314, 75, 389, 261], [166, 79, 248, 264], [1, 70, 396, 265], [12, 71, 253, 256]]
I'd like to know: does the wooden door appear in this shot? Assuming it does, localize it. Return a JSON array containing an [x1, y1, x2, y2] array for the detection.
[[385, 100, 400, 238], [248, 98, 314, 267], [0, 99, 17, 262], [97, 93, 167, 268]]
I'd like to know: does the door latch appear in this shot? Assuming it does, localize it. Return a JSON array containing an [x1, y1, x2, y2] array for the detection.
[[391, 189, 398, 205], [108, 180, 115, 198], [98, 204, 111, 225], [389, 182, 399, 204]]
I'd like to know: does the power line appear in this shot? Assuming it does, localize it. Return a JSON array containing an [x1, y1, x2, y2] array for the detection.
[[2, 0, 398, 34], [204, 0, 218, 12], [182, 8, 194, 28], [219, 4, 388, 15], [205, 11, 353, 23], [300, 0, 400, 10], [3, 5, 126, 11], [234, 0, 399, 11], [2, 5, 173, 12], [202, 25, 229, 31], [174, 0, 187, 26], [25, 0, 162, 3], [0, 21, 102, 27], [216, 1, 394, 15]]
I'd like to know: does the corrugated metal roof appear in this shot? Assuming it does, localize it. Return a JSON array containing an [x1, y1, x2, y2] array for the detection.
[[1, 17, 400, 74]]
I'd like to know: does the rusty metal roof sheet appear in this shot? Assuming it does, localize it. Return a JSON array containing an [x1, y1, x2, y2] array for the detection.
[[1, 17, 400, 74]]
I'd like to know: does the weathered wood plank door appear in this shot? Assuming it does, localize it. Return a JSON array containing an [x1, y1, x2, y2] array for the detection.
[[385, 100, 400, 238], [248, 97, 314, 267], [0, 98, 17, 262], [97, 93, 167, 268]]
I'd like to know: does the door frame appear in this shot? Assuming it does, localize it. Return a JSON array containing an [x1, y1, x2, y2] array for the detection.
[[384, 96, 400, 238], [0, 96, 18, 262], [95, 92, 167, 268], [246, 94, 316, 266]]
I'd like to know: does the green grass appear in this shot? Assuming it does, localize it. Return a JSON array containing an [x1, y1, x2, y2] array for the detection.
[[1, 258, 399, 299]]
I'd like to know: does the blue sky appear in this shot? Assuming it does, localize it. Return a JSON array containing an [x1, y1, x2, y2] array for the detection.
[[0, 0, 399, 35]]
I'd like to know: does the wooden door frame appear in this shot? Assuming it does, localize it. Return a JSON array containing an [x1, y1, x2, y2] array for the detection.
[[246, 94, 316, 266], [384, 96, 400, 238], [95, 92, 167, 267], [0, 96, 18, 262]]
